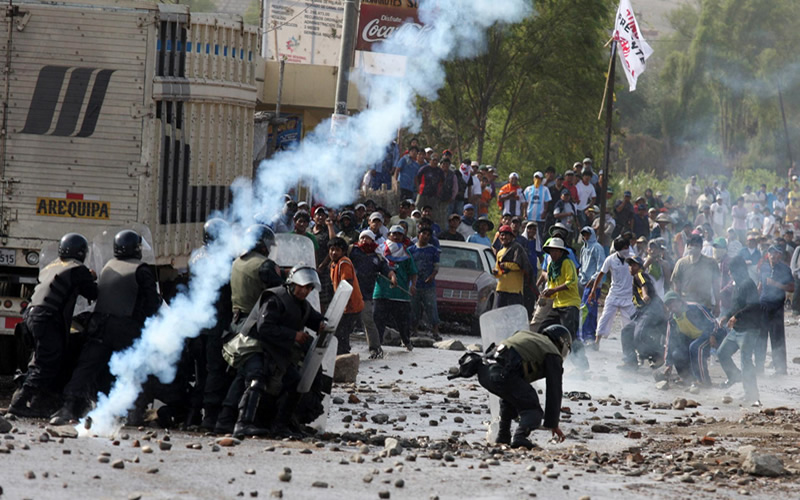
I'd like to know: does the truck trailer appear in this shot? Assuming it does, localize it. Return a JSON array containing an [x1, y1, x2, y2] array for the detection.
[[0, 0, 261, 371]]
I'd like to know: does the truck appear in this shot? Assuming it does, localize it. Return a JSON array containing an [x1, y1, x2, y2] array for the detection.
[[0, 0, 262, 372]]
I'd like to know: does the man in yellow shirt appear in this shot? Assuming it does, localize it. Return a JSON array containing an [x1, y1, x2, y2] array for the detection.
[[540, 237, 589, 370], [493, 224, 531, 308]]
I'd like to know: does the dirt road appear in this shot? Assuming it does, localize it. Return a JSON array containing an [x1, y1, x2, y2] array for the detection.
[[2, 323, 800, 499]]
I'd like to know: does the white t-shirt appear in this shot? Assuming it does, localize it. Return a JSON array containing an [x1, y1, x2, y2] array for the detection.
[[600, 251, 634, 306], [710, 202, 727, 228], [575, 181, 597, 211]]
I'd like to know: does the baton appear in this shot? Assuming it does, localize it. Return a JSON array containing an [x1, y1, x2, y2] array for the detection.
[[377, 273, 412, 296]]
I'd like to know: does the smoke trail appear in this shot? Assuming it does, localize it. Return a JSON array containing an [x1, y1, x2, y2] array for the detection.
[[85, 0, 533, 436]]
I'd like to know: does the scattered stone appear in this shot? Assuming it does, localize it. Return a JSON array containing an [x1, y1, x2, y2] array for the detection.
[[0, 415, 11, 433], [112, 460, 125, 469], [128, 494, 142, 500], [410, 337, 435, 348], [98, 456, 110, 464], [384, 438, 402, 456], [590, 424, 612, 434], [672, 398, 688, 410], [363, 474, 373, 483], [147, 468, 159, 474], [38, 433, 49, 443], [245, 469, 256, 475], [371, 414, 390, 425], [526, 465, 536, 472], [25, 471, 36, 479], [348, 394, 360, 404], [216, 437, 240, 447], [332, 396, 345, 404], [270, 490, 283, 498], [700, 436, 716, 446], [311, 481, 328, 488], [453, 416, 464, 423], [626, 431, 642, 439], [446, 389, 460, 398], [394, 479, 405, 488], [278, 471, 292, 482], [655, 381, 669, 391], [429, 420, 438, 427], [45, 425, 78, 439], [546, 471, 559, 479], [433, 339, 465, 351], [334, 353, 360, 383], [132, 439, 140, 448], [792, 357, 800, 365], [158, 440, 172, 451], [378, 491, 391, 499], [141, 446, 153, 454], [742, 453, 785, 477]]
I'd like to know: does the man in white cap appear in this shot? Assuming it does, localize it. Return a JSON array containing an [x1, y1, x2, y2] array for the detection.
[[368, 212, 388, 246], [498, 172, 524, 217], [522, 171, 551, 248]]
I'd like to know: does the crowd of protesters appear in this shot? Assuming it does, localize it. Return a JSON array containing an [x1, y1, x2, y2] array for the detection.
[[293, 138, 800, 405]]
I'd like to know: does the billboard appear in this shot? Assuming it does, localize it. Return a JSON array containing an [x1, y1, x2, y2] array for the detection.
[[263, 0, 345, 65], [355, 0, 428, 53]]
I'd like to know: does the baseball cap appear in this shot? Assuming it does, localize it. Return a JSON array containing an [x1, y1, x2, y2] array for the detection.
[[509, 172, 519, 179], [314, 206, 328, 216], [448, 213, 461, 220], [354, 203, 366, 211], [389, 225, 405, 235], [583, 157, 593, 164], [712, 237, 727, 249], [498, 224, 514, 234], [424, 147, 433, 153], [359, 229, 376, 241], [463, 203, 474, 211], [533, 171, 543, 178], [624, 190, 632, 197], [626, 256, 643, 266], [470, 160, 479, 167], [369, 212, 384, 222], [400, 199, 413, 207]]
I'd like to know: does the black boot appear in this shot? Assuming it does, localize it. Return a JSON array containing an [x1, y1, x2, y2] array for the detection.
[[7, 386, 35, 417], [213, 405, 236, 435], [27, 390, 62, 419], [232, 382, 270, 439], [49, 397, 85, 426], [495, 402, 515, 445], [510, 410, 540, 450], [200, 405, 220, 432], [271, 392, 305, 439]]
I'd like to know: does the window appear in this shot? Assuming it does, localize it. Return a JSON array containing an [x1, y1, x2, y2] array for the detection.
[[440, 247, 481, 271]]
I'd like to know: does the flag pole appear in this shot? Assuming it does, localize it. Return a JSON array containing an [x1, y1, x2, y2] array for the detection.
[[598, 41, 617, 248]]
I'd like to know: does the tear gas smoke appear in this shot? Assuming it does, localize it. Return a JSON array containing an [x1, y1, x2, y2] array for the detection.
[[84, 0, 534, 436]]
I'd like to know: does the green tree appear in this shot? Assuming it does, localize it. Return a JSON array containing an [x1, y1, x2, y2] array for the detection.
[[419, 0, 614, 177]]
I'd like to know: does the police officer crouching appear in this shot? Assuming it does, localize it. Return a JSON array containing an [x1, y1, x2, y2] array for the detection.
[[449, 325, 571, 449], [231, 265, 326, 439], [8, 233, 98, 418], [50, 230, 161, 425]]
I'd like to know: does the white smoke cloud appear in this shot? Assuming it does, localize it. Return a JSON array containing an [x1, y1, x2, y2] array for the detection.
[[84, 0, 533, 436]]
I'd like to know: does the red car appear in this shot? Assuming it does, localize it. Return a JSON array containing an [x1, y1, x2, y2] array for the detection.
[[436, 241, 498, 334]]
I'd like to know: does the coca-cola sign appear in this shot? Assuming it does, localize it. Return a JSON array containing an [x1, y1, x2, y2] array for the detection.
[[356, 4, 428, 53]]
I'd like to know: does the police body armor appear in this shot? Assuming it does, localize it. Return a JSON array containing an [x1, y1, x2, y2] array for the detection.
[[30, 259, 82, 313], [231, 251, 269, 315], [243, 286, 311, 344], [93, 259, 142, 318], [500, 330, 561, 383]]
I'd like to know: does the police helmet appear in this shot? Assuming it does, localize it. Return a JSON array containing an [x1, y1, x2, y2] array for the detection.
[[542, 324, 572, 359], [447, 351, 483, 380], [58, 233, 89, 263], [113, 230, 142, 259], [245, 224, 275, 253], [286, 265, 321, 290], [203, 218, 228, 244]]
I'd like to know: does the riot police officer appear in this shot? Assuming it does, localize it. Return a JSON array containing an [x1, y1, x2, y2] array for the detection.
[[8, 233, 97, 418], [49, 229, 161, 425], [185, 218, 235, 430], [213, 224, 282, 433], [231, 265, 325, 438], [449, 325, 571, 449]]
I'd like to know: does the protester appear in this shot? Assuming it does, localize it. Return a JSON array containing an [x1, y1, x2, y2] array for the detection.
[[328, 237, 365, 355], [468, 216, 494, 247], [578, 227, 605, 343], [497, 173, 525, 217], [662, 292, 722, 389], [619, 256, 667, 370], [408, 227, 441, 340], [671, 234, 720, 313], [373, 226, 418, 351], [589, 237, 635, 349], [756, 246, 793, 375], [439, 213, 466, 242], [493, 224, 531, 308]]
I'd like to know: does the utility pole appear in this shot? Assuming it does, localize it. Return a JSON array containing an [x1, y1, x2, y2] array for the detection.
[[778, 85, 793, 176], [332, 0, 358, 129], [598, 42, 617, 248]]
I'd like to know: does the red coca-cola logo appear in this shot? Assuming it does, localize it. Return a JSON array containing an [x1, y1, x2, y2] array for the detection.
[[356, 5, 428, 53]]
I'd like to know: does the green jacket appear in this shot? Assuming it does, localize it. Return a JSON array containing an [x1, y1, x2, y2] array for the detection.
[[231, 251, 269, 314]]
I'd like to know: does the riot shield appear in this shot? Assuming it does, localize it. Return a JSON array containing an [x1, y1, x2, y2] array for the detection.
[[479, 304, 530, 443], [308, 336, 338, 432], [297, 280, 352, 393], [273, 234, 320, 311]]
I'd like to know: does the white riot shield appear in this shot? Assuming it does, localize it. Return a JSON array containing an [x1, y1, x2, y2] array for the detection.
[[479, 305, 530, 443], [297, 280, 352, 393], [273, 234, 320, 311], [309, 336, 338, 432]]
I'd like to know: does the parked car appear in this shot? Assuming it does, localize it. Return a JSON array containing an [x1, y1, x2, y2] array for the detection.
[[436, 241, 497, 334]]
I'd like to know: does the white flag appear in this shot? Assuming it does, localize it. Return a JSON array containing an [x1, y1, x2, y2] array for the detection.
[[613, 0, 653, 91]]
